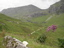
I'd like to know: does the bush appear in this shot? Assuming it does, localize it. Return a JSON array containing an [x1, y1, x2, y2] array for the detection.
[[0, 25, 2, 31], [58, 38, 64, 48], [46, 25, 57, 32], [0, 24, 8, 32], [0, 30, 5, 37], [37, 34, 47, 44]]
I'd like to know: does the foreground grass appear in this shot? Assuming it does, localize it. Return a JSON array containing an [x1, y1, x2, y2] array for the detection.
[[6, 32, 57, 48]]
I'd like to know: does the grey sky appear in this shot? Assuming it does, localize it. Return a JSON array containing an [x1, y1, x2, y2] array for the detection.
[[0, 0, 60, 11]]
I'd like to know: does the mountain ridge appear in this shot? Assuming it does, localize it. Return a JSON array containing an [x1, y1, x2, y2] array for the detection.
[[1, 4, 44, 19], [1, 0, 64, 19]]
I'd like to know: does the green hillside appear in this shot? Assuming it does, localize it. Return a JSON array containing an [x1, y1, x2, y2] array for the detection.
[[31, 15, 50, 23], [31, 13, 64, 26], [0, 13, 64, 48], [28, 13, 64, 48], [0, 13, 41, 33], [0, 0, 64, 48], [0, 13, 42, 48]]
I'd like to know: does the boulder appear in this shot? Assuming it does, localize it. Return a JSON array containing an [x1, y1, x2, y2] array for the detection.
[[3, 36, 28, 48]]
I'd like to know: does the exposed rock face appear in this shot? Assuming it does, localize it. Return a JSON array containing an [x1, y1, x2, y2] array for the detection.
[[48, 0, 64, 14], [3, 36, 28, 48]]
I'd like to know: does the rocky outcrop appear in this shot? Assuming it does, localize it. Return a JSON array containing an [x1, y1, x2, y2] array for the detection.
[[48, 0, 64, 14], [3, 36, 28, 48]]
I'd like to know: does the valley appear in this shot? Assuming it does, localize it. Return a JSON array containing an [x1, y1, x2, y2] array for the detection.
[[0, 0, 64, 48]]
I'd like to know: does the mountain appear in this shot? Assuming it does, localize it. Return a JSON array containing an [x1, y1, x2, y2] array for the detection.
[[1, 0, 64, 19], [1, 5, 44, 19], [0, 0, 64, 48], [48, 0, 64, 14]]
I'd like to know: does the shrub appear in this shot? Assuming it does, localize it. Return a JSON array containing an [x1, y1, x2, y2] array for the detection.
[[0, 25, 2, 31], [58, 38, 64, 48], [0, 24, 8, 31], [46, 25, 57, 32], [37, 34, 47, 44], [0, 30, 5, 37]]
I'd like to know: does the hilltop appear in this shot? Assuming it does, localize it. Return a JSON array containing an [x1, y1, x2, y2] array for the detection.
[[1, 5, 44, 19]]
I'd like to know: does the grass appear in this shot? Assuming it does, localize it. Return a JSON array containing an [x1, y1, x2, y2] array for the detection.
[[0, 13, 64, 48], [0, 13, 41, 32], [31, 15, 50, 23]]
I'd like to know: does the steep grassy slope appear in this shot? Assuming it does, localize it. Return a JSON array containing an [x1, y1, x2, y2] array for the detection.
[[27, 13, 64, 47], [31, 15, 51, 23], [5, 14, 64, 48], [0, 13, 41, 33], [43, 13, 64, 46], [0, 13, 64, 48], [0, 13, 43, 48], [31, 13, 64, 25], [0, 13, 54, 48]]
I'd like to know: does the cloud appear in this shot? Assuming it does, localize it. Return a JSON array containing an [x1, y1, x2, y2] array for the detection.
[[0, 0, 60, 11]]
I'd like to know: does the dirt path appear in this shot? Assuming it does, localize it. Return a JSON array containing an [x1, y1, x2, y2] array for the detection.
[[31, 27, 43, 34], [45, 16, 53, 22], [46, 15, 55, 22]]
